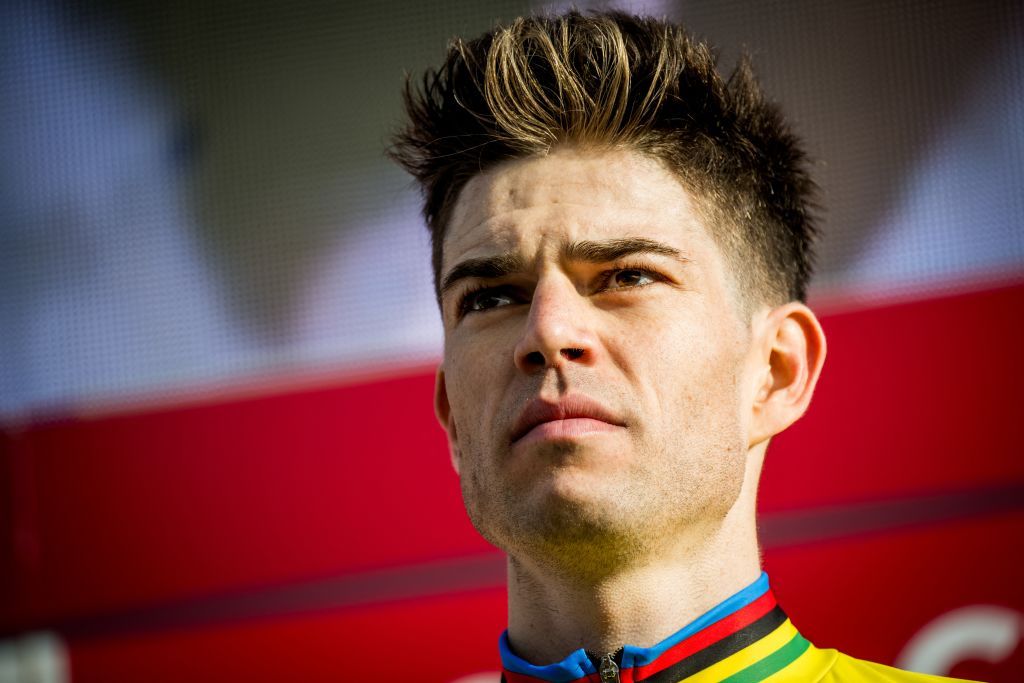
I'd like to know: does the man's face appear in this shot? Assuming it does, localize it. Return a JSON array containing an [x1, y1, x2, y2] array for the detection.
[[435, 147, 758, 566]]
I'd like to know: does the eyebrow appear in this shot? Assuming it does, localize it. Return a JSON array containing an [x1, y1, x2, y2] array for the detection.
[[440, 237, 688, 295], [563, 237, 686, 264], [441, 252, 527, 295]]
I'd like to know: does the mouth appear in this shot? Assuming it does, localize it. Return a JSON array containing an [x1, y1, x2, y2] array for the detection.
[[510, 394, 626, 445]]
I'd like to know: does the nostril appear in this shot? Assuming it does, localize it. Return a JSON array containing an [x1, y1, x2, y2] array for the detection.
[[561, 348, 585, 360], [525, 350, 545, 366]]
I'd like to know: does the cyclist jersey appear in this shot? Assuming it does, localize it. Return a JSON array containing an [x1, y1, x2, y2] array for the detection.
[[499, 573, 977, 683]]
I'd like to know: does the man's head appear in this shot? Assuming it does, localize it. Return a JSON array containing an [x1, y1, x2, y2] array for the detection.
[[390, 11, 825, 576]]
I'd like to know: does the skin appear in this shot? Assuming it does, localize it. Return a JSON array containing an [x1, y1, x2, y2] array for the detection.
[[433, 146, 826, 663]]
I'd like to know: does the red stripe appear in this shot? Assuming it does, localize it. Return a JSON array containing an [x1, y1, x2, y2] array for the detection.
[[631, 589, 777, 680]]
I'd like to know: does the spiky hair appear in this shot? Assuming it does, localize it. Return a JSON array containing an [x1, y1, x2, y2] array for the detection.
[[390, 10, 817, 308]]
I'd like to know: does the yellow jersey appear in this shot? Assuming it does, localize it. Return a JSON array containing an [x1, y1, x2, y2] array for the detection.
[[498, 573, 977, 683]]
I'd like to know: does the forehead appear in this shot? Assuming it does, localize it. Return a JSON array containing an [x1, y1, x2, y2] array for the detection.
[[443, 147, 715, 267]]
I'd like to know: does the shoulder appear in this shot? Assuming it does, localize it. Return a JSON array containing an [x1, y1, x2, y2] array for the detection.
[[815, 649, 983, 683]]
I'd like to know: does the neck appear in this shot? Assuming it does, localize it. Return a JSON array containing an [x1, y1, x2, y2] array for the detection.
[[505, 450, 764, 664]]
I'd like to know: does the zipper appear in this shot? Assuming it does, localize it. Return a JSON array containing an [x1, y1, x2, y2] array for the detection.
[[598, 653, 620, 682], [594, 648, 622, 683]]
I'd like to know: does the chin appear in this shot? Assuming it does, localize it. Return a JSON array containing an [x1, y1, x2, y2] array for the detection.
[[508, 498, 648, 579], [519, 476, 637, 543], [539, 466, 612, 504], [464, 440, 644, 555]]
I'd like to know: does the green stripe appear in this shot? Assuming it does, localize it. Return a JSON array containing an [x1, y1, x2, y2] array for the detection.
[[717, 632, 811, 683]]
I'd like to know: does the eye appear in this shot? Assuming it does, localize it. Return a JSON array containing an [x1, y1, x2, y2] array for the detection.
[[459, 286, 520, 316], [603, 268, 658, 290]]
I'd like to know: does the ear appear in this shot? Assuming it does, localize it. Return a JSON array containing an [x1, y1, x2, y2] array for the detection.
[[433, 365, 461, 475], [748, 302, 827, 447]]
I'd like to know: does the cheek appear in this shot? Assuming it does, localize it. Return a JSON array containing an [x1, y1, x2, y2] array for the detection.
[[444, 364, 481, 436], [631, 315, 745, 424], [443, 327, 515, 434]]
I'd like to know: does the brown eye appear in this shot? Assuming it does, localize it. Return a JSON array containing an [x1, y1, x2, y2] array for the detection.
[[607, 269, 655, 289], [460, 287, 520, 315]]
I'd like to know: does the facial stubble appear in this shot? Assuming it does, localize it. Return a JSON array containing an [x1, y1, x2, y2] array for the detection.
[[455, 373, 749, 581]]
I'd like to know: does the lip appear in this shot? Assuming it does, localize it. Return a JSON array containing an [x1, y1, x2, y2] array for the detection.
[[510, 394, 626, 445]]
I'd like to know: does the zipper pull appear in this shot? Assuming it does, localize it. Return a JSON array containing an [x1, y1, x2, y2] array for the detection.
[[598, 652, 620, 683]]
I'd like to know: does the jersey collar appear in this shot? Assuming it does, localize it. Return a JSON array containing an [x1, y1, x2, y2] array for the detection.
[[500, 572, 810, 683]]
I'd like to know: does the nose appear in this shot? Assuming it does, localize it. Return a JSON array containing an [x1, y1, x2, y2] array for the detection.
[[513, 276, 598, 373]]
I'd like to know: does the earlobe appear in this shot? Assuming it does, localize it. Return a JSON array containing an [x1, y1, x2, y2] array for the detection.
[[749, 303, 827, 446], [433, 366, 461, 474]]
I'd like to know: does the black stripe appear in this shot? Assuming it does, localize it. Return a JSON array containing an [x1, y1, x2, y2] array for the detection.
[[44, 553, 507, 641], [636, 606, 788, 683], [759, 483, 1024, 548]]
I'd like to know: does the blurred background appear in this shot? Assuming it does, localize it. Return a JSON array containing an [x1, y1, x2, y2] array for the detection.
[[1, 0, 1022, 681]]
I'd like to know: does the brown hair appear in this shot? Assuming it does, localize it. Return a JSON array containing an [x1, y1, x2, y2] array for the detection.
[[389, 10, 817, 308]]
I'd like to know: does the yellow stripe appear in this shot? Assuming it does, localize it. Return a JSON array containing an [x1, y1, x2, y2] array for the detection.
[[760, 641, 837, 682], [679, 619, 798, 683]]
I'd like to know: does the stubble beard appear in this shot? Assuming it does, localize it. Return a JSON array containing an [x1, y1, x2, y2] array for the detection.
[[459, 421, 748, 583]]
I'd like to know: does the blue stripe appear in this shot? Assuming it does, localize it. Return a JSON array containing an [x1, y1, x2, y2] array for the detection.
[[499, 632, 597, 682], [499, 573, 770, 681]]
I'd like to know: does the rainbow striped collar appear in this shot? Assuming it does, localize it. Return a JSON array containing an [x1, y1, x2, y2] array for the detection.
[[499, 573, 812, 683]]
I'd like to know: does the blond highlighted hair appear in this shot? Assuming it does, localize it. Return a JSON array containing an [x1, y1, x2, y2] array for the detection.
[[390, 11, 817, 307]]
